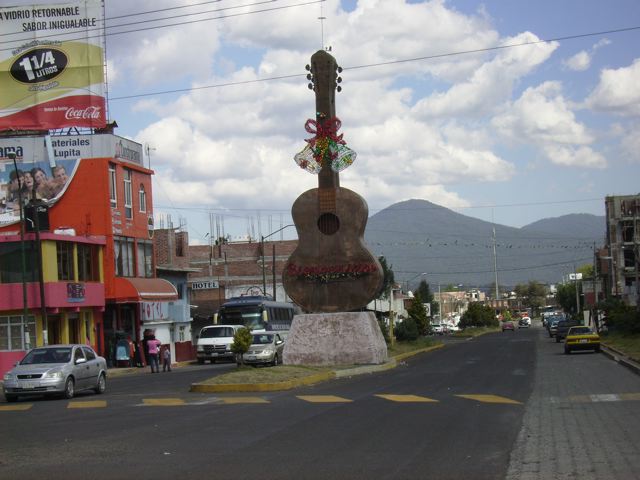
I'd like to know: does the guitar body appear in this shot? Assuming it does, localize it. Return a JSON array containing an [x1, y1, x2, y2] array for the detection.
[[284, 49, 383, 313], [283, 186, 383, 313]]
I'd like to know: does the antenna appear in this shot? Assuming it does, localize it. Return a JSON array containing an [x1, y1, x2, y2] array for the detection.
[[145, 143, 156, 169], [318, 2, 325, 49]]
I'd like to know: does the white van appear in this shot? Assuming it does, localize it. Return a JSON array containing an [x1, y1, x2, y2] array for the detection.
[[196, 325, 243, 364]]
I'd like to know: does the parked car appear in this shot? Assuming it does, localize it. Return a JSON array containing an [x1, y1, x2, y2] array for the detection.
[[431, 323, 445, 335], [242, 332, 286, 366], [564, 326, 601, 354], [555, 319, 582, 343], [501, 321, 515, 332], [547, 315, 564, 337], [2, 344, 107, 402], [518, 317, 531, 328], [196, 325, 244, 364]]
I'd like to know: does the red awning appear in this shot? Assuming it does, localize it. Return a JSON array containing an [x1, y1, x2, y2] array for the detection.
[[113, 278, 178, 303]]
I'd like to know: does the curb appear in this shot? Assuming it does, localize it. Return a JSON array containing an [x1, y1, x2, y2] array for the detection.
[[601, 343, 640, 376], [189, 343, 445, 392]]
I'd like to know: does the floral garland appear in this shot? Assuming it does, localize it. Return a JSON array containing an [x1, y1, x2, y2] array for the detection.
[[294, 115, 357, 174]]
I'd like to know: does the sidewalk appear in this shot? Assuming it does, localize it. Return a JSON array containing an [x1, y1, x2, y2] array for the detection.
[[601, 343, 640, 376]]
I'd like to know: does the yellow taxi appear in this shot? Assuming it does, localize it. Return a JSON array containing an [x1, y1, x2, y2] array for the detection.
[[564, 326, 601, 354]]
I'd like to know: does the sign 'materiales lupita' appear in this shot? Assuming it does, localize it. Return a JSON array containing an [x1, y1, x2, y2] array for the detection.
[[283, 50, 383, 313]]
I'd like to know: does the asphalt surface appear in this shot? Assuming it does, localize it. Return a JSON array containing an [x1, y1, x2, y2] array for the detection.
[[2, 323, 640, 479]]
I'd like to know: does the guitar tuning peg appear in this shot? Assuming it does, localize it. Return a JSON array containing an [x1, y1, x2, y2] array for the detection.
[[308, 83, 314, 90], [336, 85, 342, 92], [305, 64, 311, 71], [306, 73, 312, 80], [337, 66, 343, 73], [336, 77, 342, 83]]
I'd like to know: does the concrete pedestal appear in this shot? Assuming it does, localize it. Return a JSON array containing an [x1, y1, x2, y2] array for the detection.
[[283, 311, 387, 366]]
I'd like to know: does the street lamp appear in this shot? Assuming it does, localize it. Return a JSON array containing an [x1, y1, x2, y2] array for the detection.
[[405, 272, 427, 294], [261, 224, 294, 300]]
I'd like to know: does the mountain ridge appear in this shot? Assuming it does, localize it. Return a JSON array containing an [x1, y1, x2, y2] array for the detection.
[[364, 199, 603, 289]]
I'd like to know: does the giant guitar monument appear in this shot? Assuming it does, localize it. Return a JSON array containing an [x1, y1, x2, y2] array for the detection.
[[282, 50, 387, 366]]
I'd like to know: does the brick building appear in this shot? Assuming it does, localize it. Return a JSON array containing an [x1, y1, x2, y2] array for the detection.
[[187, 239, 298, 337]]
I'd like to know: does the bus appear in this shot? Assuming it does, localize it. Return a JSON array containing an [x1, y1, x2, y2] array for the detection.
[[214, 296, 300, 331]]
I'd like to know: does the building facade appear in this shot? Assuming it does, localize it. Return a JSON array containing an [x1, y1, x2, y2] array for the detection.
[[0, 133, 179, 372], [604, 194, 640, 306]]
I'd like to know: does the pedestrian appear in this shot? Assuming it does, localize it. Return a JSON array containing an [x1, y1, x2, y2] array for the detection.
[[162, 345, 172, 372], [147, 335, 161, 373]]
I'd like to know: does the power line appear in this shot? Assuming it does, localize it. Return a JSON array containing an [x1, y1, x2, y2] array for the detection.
[[0, 0, 324, 50], [108, 25, 640, 101]]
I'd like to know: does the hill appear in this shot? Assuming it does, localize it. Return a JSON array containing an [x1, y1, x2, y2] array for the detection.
[[521, 214, 605, 240], [363, 199, 602, 290]]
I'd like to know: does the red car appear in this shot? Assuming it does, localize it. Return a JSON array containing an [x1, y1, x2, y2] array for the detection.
[[501, 321, 515, 332]]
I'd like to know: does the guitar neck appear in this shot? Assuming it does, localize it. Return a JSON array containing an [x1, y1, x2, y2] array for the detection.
[[312, 50, 340, 190]]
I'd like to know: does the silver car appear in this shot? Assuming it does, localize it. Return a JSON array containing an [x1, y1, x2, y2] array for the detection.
[[243, 332, 286, 366], [2, 344, 107, 402]]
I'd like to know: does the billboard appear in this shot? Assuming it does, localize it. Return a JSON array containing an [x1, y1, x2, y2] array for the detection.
[[0, 133, 143, 227], [0, 1, 106, 130]]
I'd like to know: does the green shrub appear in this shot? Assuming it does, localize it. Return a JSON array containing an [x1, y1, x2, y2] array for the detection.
[[231, 327, 253, 366], [395, 318, 419, 341]]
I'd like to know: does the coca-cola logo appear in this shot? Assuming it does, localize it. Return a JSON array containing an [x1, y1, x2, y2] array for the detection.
[[64, 106, 102, 120]]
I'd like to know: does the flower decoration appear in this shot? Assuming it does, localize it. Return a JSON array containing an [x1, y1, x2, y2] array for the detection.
[[294, 116, 357, 174]]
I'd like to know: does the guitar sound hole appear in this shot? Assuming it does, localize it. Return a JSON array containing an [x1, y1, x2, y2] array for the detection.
[[318, 213, 340, 235]]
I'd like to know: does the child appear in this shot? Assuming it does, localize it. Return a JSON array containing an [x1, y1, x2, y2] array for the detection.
[[162, 345, 172, 372]]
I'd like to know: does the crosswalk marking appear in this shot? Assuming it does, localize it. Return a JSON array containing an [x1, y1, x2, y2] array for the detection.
[[297, 395, 352, 403], [0, 403, 32, 411], [219, 397, 270, 404], [455, 394, 522, 405], [142, 398, 186, 406], [68, 400, 107, 409], [375, 394, 438, 403]]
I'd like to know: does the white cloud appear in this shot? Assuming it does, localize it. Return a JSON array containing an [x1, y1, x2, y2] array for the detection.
[[585, 58, 640, 116], [543, 145, 606, 168], [564, 51, 591, 71], [562, 39, 611, 72], [620, 125, 640, 163], [413, 32, 558, 118]]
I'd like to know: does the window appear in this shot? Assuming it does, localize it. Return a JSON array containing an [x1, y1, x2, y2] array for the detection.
[[109, 163, 117, 208], [138, 184, 146, 213], [82, 346, 96, 360], [114, 236, 135, 277], [124, 169, 132, 219], [0, 315, 35, 351], [136, 240, 153, 277], [0, 241, 37, 283], [57, 242, 75, 281], [78, 243, 100, 281]]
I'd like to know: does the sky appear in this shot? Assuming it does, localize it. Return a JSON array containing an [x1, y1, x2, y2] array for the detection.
[[6, 0, 640, 244]]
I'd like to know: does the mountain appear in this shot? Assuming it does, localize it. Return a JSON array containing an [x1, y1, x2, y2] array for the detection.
[[363, 199, 603, 290], [521, 214, 605, 240]]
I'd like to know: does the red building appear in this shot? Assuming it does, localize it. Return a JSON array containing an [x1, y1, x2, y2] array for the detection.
[[0, 133, 177, 374]]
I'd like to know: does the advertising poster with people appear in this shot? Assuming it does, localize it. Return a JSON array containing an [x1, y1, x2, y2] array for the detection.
[[0, 142, 78, 227], [0, 1, 106, 130]]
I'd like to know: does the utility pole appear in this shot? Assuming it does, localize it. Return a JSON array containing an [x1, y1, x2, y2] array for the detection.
[[492, 226, 499, 303], [8, 152, 29, 346]]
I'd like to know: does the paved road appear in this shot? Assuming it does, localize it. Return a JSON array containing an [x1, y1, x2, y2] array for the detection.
[[2, 323, 639, 480], [506, 323, 640, 480]]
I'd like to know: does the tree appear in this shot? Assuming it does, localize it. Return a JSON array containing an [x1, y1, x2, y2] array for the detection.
[[577, 263, 594, 279], [416, 280, 434, 304], [407, 292, 430, 335], [377, 256, 395, 299], [231, 327, 253, 366], [513, 281, 547, 314], [555, 283, 577, 316], [459, 302, 497, 329]]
